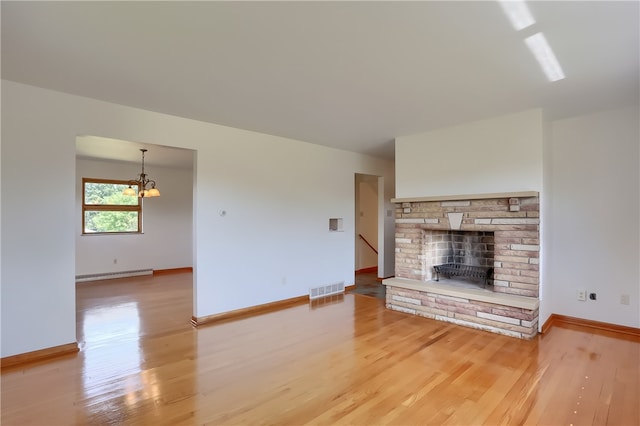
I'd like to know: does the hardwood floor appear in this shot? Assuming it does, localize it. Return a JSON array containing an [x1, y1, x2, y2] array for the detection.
[[2, 273, 638, 425]]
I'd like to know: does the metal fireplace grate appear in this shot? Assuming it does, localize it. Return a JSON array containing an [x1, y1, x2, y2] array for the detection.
[[433, 264, 493, 287]]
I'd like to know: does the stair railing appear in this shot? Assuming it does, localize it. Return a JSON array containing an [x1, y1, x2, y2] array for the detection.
[[358, 234, 378, 255]]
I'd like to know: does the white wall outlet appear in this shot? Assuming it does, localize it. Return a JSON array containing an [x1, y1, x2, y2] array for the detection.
[[576, 289, 587, 301], [621, 294, 630, 305]]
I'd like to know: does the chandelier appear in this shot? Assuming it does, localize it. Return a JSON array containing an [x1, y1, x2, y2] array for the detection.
[[123, 149, 160, 198]]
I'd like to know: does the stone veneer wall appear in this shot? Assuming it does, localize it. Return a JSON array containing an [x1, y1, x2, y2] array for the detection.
[[385, 285, 539, 339], [395, 196, 540, 296], [385, 194, 540, 339]]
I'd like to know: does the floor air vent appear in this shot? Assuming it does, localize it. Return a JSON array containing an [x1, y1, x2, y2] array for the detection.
[[309, 281, 345, 299], [76, 269, 153, 283]]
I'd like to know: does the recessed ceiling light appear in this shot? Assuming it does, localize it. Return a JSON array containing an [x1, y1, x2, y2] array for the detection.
[[498, 0, 535, 31], [525, 32, 566, 82]]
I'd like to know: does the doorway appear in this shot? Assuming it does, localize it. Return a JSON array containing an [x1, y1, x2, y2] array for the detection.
[[74, 135, 196, 340], [75, 136, 195, 279], [353, 174, 385, 299], [355, 174, 379, 274]]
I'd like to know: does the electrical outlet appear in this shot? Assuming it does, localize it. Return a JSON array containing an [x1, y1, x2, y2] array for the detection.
[[576, 289, 587, 301], [589, 292, 597, 301], [621, 294, 630, 305]]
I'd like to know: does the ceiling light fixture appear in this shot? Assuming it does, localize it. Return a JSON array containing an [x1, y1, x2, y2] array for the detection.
[[525, 32, 566, 82], [498, 0, 535, 31], [123, 149, 160, 198]]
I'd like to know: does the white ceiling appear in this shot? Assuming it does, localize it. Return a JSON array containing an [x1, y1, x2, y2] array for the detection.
[[76, 136, 195, 169], [2, 1, 638, 162]]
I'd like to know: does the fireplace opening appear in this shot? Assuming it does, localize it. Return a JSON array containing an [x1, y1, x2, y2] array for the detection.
[[425, 230, 494, 289]]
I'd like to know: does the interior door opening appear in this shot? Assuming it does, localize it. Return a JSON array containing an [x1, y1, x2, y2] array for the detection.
[[355, 174, 380, 275]]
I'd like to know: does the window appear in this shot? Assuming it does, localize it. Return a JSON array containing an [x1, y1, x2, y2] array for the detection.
[[82, 178, 142, 234]]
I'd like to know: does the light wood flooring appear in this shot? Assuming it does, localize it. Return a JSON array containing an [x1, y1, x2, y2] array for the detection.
[[1, 272, 638, 425]]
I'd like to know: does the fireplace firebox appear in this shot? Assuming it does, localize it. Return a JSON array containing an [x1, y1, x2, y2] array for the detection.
[[426, 230, 494, 288]]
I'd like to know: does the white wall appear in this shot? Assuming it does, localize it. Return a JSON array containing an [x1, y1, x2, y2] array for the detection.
[[2, 84, 78, 356], [75, 157, 193, 276], [395, 109, 543, 198], [547, 106, 639, 328], [380, 168, 396, 278], [0, 80, 394, 357], [539, 114, 553, 328]]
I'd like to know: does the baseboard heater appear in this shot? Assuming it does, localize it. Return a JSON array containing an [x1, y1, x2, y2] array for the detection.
[[75, 269, 153, 283], [309, 281, 345, 299]]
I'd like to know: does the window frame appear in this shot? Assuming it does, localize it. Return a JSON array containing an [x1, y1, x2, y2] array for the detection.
[[82, 177, 142, 235]]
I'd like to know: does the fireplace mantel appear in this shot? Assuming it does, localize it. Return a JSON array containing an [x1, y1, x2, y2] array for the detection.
[[391, 191, 538, 204]]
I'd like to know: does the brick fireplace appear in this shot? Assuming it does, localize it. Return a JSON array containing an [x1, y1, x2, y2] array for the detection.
[[383, 192, 540, 339]]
